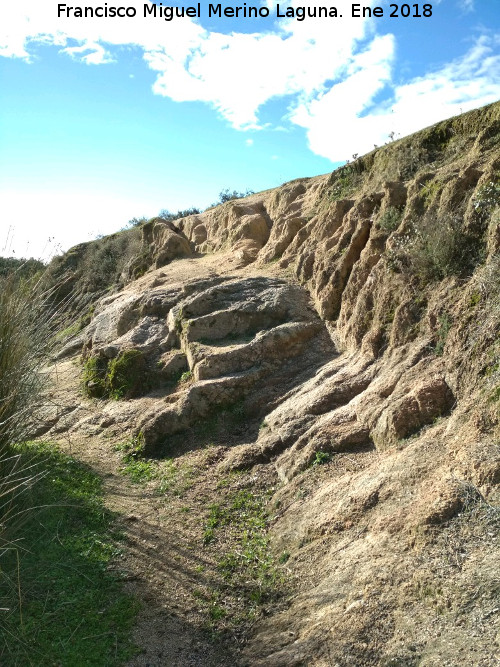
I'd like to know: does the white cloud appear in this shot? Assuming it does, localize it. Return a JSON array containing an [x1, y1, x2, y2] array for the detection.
[[459, 0, 475, 12], [292, 35, 500, 159], [0, 0, 375, 129], [62, 41, 115, 64], [1, 0, 499, 162], [245, 139, 254, 146]]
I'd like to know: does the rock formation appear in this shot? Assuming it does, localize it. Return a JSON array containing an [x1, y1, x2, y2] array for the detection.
[[42, 102, 500, 666]]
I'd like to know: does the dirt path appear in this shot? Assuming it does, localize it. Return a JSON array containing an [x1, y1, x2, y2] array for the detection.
[[47, 356, 281, 667], [40, 255, 306, 665], [52, 428, 241, 666]]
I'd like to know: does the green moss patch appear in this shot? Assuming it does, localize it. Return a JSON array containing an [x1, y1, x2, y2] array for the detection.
[[107, 349, 147, 399], [83, 349, 148, 399]]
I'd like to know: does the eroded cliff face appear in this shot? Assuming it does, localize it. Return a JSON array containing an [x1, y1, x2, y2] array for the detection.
[[43, 102, 499, 666]]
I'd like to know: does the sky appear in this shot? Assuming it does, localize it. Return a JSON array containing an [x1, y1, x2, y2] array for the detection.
[[0, 0, 499, 260]]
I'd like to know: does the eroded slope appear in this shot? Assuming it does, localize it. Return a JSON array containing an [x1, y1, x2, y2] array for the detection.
[[42, 102, 500, 666]]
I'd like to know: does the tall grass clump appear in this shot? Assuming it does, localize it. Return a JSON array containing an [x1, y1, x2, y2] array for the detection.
[[0, 269, 54, 656], [0, 272, 139, 663], [0, 270, 53, 573], [0, 275, 51, 453]]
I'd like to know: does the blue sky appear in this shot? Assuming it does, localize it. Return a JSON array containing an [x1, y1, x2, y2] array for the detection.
[[0, 0, 499, 259]]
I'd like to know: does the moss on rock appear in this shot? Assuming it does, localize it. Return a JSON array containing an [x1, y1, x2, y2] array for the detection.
[[107, 349, 147, 399], [82, 349, 147, 399]]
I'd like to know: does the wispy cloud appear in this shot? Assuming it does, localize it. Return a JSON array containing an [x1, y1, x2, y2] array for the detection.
[[459, 0, 475, 12], [1, 0, 499, 161]]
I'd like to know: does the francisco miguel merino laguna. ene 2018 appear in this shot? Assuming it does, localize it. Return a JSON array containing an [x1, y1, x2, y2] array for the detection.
[[57, 3, 433, 20]]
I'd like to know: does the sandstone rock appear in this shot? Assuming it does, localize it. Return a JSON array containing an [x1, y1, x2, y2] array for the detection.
[[371, 376, 454, 450]]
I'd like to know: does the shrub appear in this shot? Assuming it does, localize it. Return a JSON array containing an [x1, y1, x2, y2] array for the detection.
[[80, 230, 143, 292], [213, 188, 254, 206], [391, 212, 483, 283], [377, 207, 403, 233], [157, 207, 201, 222], [473, 181, 500, 215], [329, 164, 357, 200], [45, 228, 145, 309], [0, 257, 45, 281], [127, 216, 148, 227]]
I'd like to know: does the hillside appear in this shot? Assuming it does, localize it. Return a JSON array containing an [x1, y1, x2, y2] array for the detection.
[[39, 102, 499, 666]]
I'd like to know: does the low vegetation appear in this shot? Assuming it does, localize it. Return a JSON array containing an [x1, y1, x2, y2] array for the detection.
[[0, 257, 45, 281], [0, 276, 139, 664], [389, 211, 484, 283], [214, 188, 254, 205], [0, 442, 138, 665], [201, 482, 287, 628], [83, 349, 148, 399], [377, 206, 403, 232]]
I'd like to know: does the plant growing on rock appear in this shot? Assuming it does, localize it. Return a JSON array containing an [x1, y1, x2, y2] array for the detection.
[[473, 180, 500, 215], [82, 349, 148, 399], [312, 450, 331, 466], [390, 212, 483, 283], [215, 188, 254, 205], [107, 349, 147, 399], [178, 370, 193, 384], [377, 207, 404, 233], [82, 354, 109, 398]]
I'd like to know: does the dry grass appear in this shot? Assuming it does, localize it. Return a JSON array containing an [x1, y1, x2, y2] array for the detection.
[[0, 271, 57, 551]]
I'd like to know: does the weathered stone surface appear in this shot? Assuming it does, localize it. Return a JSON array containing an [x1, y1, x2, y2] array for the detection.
[[40, 102, 500, 667], [371, 376, 454, 450]]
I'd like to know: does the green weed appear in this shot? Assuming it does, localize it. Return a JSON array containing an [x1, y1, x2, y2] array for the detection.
[[377, 207, 403, 233], [420, 180, 441, 207], [312, 450, 331, 466], [202, 487, 285, 617], [115, 434, 158, 484], [178, 370, 193, 384]]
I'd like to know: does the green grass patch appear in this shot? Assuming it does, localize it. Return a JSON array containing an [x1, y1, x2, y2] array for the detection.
[[202, 486, 285, 619], [115, 434, 158, 484], [311, 450, 331, 466], [156, 459, 194, 497], [121, 459, 157, 484], [0, 442, 139, 665]]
